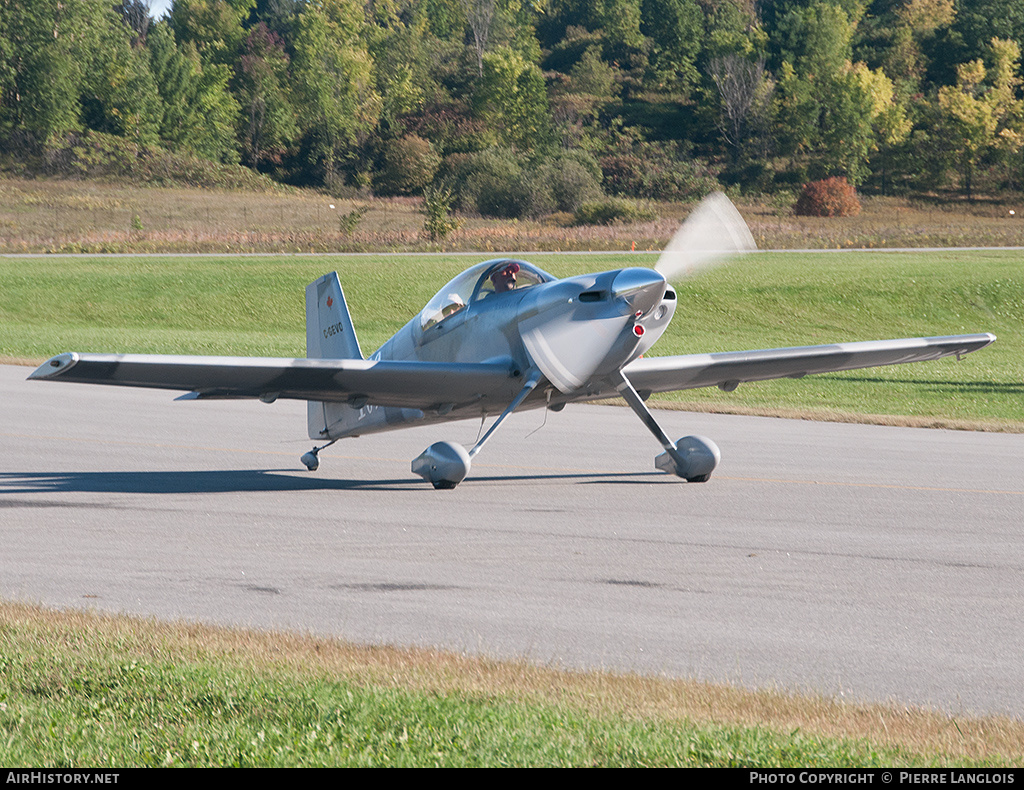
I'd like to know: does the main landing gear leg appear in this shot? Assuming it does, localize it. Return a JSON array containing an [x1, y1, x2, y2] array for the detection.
[[608, 371, 720, 482], [412, 369, 542, 489]]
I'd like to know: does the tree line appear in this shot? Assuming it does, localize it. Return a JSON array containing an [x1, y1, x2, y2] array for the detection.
[[1, 0, 1022, 216]]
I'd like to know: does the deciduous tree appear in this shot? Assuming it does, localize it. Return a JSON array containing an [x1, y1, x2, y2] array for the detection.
[[709, 54, 774, 162], [937, 37, 1024, 197], [170, 0, 256, 67], [474, 46, 550, 150], [291, 0, 381, 183], [238, 23, 298, 170], [0, 0, 101, 144], [148, 21, 240, 162]]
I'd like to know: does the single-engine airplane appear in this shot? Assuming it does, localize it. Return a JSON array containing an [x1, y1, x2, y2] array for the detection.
[[29, 193, 995, 488]]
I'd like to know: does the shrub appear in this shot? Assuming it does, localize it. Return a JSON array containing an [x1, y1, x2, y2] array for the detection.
[[443, 148, 601, 220], [793, 177, 861, 217], [541, 152, 603, 212], [422, 185, 463, 241], [572, 198, 657, 226], [599, 141, 720, 201], [452, 148, 554, 219], [338, 206, 368, 235], [449, 148, 521, 216], [43, 131, 282, 191], [373, 135, 441, 196]]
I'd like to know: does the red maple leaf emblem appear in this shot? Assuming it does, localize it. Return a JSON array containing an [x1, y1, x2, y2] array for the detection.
[[327, 296, 333, 307]]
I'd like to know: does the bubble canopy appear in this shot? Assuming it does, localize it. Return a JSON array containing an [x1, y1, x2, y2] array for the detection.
[[419, 259, 554, 330]]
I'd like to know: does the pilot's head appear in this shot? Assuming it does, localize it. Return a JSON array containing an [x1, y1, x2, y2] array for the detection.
[[491, 262, 520, 293]]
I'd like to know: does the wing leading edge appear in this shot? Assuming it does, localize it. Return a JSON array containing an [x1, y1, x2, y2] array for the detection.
[[29, 352, 523, 411], [30, 333, 995, 409], [621, 333, 996, 394]]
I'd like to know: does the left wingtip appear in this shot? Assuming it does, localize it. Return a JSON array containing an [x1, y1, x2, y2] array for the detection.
[[28, 352, 78, 380]]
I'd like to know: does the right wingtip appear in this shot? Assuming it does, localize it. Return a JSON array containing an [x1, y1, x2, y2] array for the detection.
[[28, 352, 79, 380]]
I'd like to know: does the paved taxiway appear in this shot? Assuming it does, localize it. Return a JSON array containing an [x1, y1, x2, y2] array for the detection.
[[2, 363, 1022, 719]]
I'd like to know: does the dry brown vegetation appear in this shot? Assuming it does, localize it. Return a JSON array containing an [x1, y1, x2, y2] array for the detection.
[[3, 601, 1021, 763], [2, 177, 1024, 254]]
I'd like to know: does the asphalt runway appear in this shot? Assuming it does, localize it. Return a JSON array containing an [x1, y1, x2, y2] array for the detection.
[[2, 363, 1022, 719]]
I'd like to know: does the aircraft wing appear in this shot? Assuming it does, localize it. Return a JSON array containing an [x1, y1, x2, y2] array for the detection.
[[621, 334, 996, 394], [28, 352, 522, 410]]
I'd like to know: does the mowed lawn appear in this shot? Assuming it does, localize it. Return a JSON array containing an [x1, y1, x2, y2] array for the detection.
[[1, 249, 1021, 427], [2, 601, 1022, 767]]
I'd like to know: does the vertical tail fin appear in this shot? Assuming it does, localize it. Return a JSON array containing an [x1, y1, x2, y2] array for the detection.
[[306, 272, 362, 440], [306, 272, 363, 360]]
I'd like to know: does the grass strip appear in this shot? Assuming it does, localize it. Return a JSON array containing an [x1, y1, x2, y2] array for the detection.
[[1, 251, 1021, 427], [1, 602, 1020, 767]]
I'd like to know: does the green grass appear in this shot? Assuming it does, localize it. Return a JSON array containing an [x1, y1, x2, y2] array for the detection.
[[0, 657, 882, 767], [656, 249, 1024, 426], [2, 250, 1021, 426], [3, 603, 1019, 767]]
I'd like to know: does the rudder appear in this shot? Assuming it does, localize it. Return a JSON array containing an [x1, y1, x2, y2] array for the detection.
[[306, 271, 363, 360], [306, 272, 362, 440]]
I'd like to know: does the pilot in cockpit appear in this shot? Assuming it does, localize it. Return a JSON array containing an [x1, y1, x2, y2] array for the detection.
[[490, 261, 520, 293]]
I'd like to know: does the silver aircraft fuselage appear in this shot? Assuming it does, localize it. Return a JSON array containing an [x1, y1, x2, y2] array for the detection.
[[366, 259, 676, 419], [311, 259, 676, 442]]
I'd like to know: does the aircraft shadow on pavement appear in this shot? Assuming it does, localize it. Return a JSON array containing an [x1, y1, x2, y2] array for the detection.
[[826, 375, 1024, 395], [0, 469, 663, 496], [0, 470, 425, 494]]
